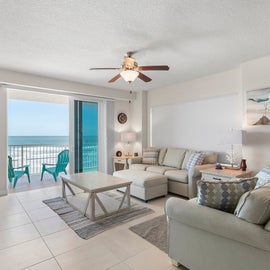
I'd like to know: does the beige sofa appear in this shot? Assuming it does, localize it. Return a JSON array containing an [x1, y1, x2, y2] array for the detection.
[[113, 147, 217, 200], [165, 197, 270, 270]]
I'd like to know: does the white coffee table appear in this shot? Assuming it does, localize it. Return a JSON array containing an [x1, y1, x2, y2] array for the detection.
[[61, 171, 132, 221]]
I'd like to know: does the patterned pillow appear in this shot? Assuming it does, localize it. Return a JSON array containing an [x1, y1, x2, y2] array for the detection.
[[185, 152, 205, 170], [142, 147, 160, 165], [255, 168, 270, 188], [197, 177, 258, 213]]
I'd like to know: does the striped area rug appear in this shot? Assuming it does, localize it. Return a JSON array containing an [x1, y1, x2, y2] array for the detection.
[[43, 194, 153, 239]]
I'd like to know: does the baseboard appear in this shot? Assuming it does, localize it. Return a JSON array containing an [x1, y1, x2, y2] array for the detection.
[[0, 189, 8, 196]]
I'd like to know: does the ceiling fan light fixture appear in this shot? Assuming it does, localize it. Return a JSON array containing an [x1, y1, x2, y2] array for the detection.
[[120, 70, 139, 83]]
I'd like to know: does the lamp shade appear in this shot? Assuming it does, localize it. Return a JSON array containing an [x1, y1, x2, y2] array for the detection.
[[221, 129, 243, 145], [120, 70, 139, 83], [121, 132, 136, 143]]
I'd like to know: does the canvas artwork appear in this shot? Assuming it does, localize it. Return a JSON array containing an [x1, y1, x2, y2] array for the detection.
[[247, 88, 270, 126]]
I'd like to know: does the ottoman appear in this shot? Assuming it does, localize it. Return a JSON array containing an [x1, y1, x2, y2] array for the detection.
[[113, 169, 168, 201]]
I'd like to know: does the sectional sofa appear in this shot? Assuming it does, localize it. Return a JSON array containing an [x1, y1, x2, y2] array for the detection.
[[165, 177, 270, 270], [113, 147, 217, 201]]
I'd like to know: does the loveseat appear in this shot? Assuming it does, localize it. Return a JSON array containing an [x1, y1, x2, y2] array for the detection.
[[165, 174, 270, 270], [113, 147, 217, 201]]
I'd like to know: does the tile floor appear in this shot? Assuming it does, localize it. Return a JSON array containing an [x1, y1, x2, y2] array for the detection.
[[0, 184, 187, 270]]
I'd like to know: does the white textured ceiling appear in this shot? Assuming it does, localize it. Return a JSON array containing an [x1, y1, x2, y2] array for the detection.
[[1, 0, 270, 91]]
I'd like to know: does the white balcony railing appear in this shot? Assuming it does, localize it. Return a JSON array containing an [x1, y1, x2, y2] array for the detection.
[[8, 144, 98, 174]]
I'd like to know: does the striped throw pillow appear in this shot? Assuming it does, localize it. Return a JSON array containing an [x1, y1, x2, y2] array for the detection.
[[185, 152, 205, 170], [142, 148, 160, 165]]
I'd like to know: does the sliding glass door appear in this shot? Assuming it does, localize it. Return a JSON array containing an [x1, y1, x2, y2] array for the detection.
[[74, 101, 98, 173]]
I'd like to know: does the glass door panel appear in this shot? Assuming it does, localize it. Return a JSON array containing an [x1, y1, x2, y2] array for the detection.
[[74, 101, 98, 173]]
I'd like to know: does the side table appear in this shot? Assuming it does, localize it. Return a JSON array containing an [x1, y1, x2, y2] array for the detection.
[[200, 167, 253, 181], [113, 156, 142, 172]]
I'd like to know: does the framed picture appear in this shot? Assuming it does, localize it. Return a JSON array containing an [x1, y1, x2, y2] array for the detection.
[[246, 88, 270, 126]]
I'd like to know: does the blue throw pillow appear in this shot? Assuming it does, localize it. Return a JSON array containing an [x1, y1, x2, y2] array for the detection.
[[185, 152, 205, 170], [255, 168, 270, 188]]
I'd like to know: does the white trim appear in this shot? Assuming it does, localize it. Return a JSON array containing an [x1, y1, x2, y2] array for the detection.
[[0, 190, 8, 196]]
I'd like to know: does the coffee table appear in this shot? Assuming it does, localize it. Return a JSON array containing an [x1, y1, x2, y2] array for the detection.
[[61, 171, 132, 221]]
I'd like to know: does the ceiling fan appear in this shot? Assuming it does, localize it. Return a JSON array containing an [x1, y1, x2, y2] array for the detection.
[[90, 51, 169, 83]]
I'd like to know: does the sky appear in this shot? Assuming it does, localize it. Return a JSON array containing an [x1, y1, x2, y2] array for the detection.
[[8, 99, 69, 136]]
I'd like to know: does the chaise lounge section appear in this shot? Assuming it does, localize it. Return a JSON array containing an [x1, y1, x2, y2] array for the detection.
[[113, 147, 217, 201]]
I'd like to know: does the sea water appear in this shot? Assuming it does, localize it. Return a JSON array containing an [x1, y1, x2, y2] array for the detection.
[[8, 136, 98, 173]]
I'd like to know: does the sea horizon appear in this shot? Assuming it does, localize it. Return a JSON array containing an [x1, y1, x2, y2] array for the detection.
[[8, 135, 98, 146]]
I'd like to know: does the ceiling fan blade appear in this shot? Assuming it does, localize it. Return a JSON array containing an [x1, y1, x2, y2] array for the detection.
[[138, 72, 152, 82], [108, 74, 121, 83], [138, 65, 169, 71], [90, 68, 120, 70]]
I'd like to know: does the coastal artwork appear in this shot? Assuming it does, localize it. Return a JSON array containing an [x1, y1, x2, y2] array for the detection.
[[247, 88, 270, 126]]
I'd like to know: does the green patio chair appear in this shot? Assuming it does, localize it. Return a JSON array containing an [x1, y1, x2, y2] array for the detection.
[[8, 156, 30, 188], [40, 149, 69, 182]]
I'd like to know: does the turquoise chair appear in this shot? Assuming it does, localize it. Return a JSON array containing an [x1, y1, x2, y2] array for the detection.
[[40, 149, 69, 182], [8, 156, 30, 188]]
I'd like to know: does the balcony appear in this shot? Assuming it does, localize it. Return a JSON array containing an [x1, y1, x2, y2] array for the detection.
[[8, 144, 98, 191]]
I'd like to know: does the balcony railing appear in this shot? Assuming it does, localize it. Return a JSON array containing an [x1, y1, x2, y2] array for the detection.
[[8, 144, 98, 174]]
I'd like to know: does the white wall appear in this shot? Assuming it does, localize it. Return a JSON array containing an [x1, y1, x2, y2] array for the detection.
[[148, 59, 270, 173], [151, 94, 241, 155]]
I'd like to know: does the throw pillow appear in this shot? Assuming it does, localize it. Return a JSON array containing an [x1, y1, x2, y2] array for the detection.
[[234, 184, 270, 224], [181, 150, 196, 169], [142, 147, 160, 165], [162, 148, 186, 169], [255, 168, 270, 188], [197, 177, 258, 213], [185, 152, 205, 170]]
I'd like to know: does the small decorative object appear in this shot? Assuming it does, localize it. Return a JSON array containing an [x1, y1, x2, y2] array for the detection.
[[116, 151, 122, 157], [215, 163, 223, 170], [117, 113, 127, 124], [240, 159, 247, 171], [134, 152, 138, 156]]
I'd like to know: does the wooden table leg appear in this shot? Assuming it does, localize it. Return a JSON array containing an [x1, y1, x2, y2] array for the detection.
[[127, 184, 131, 207], [62, 180, 66, 199]]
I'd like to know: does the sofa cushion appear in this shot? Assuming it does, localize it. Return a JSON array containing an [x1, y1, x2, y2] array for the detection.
[[197, 177, 258, 213], [129, 164, 149, 171], [158, 148, 167, 165], [185, 152, 205, 170], [234, 184, 270, 224], [162, 148, 186, 169], [142, 147, 160, 165], [255, 168, 270, 188], [165, 170, 188, 183], [146, 165, 175, 174], [113, 169, 167, 188], [265, 219, 270, 232]]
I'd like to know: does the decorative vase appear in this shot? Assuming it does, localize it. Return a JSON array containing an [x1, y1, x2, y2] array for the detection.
[[240, 159, 247, 171]]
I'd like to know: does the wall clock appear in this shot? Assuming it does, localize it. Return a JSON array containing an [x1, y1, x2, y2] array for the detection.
[[116, 151, 122, 157], [118, 112, 127, 124]]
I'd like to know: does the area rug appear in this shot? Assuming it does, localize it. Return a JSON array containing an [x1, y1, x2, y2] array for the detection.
[[43, 194, 154, 240], [129, 215, 168, 253]]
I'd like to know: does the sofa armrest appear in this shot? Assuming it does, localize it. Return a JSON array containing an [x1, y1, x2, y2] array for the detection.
[[187, 164, 215, 198], [128, 157, 143, 166], [165, 197, 270, 252]]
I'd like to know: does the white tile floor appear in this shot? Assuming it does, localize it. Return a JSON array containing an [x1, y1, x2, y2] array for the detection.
[[0, 185, 186, 270]]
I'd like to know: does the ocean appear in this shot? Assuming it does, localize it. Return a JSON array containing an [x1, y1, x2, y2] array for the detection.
[[8, 136, 98, 146]]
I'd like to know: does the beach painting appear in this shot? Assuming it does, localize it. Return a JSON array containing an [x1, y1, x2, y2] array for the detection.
[[247, 88, 270, 126]]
